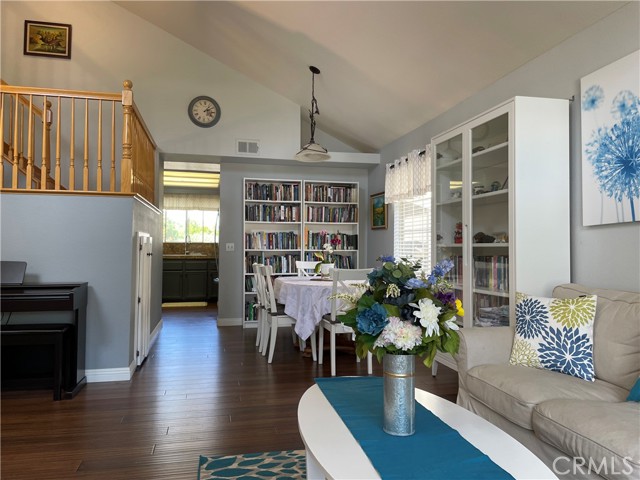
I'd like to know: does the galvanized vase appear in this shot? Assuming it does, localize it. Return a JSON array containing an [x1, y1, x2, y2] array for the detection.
[[383, 354, 416, 436]]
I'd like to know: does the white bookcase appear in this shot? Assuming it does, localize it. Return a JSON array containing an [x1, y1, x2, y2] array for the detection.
[[431, 96, 570, 370], [243, 178, 360, 327]]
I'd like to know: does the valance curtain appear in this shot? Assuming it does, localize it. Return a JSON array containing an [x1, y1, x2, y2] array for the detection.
[[163, 194, 220, 210], [384, 146, 432, 204]]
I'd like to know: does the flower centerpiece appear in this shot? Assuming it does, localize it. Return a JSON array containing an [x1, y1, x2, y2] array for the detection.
[[340, 255, 464, 435], [314, 233, 342, 275], [340, 256, 464, 367]]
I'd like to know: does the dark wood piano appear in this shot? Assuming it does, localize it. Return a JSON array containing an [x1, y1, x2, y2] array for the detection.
[[1, 282, 88, 400]]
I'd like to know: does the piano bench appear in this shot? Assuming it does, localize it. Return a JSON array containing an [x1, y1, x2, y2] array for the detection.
[[1, 325, 71, 401]]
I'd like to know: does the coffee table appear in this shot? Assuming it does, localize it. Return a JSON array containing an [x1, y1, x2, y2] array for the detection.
[[298, 384, 557, 479]]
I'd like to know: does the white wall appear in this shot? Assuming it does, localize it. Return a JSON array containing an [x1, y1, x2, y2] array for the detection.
[[370, 2, 640, 293], [1, 1, 300, 160]]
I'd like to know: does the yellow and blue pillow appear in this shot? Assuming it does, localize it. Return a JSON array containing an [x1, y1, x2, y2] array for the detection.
[[509, 293, 597, 381]]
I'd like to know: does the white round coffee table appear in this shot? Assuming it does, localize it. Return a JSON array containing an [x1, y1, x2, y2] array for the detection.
[[298, 384, 557, 479]]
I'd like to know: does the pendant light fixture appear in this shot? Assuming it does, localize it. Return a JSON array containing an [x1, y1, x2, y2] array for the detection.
[[295, 66, 331, 162]]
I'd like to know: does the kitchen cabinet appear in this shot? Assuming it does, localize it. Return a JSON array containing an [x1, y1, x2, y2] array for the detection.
[[162, 258, 218, 302]]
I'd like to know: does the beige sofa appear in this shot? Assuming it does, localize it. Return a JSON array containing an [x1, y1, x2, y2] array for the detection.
[[456, 284, 640, 480]]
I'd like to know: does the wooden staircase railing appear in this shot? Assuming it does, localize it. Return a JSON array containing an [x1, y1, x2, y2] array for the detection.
[[0, 80, 157, 206]]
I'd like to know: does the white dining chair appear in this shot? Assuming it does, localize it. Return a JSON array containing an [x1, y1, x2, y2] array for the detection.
[[261, 264, 317, 363], [295, 260, 321, 277], [251, 263, 269, 352], [318, 268, 374, 376]]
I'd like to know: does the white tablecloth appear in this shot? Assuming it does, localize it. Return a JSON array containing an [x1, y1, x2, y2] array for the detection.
[[273, 276, 338, 340]]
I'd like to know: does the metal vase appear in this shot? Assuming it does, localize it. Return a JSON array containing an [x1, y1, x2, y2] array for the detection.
[[383, 354, 416, 436]]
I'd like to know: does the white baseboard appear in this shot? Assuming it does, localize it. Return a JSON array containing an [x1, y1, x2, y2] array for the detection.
[[149, 319, 162, 349], [86, 366, 133, 383], [217, 317, 242, 326]]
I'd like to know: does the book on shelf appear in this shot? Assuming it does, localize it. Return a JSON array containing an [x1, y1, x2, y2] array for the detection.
[[245, 254, 300, 274], [245, 204, 300, 222], [304, 229, 358, 250], [245, 182, 300, 202], [245, 231, 300, 250], [305, 205, 357, 223], [474, 295, 510, 327], [304, 183, 357, 203], [473, 255, 509, 292]]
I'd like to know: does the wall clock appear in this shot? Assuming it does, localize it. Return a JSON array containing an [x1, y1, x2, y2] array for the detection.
[[188, 96, 221, 128]]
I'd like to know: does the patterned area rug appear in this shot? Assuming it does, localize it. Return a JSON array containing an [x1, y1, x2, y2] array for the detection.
[[198, 450, 306, 479]]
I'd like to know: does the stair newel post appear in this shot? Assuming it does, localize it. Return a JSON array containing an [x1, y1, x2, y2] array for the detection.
[[26, 95, 33, 189], [110, 101, 116, 192], [55, 97, 61, 190], [83, 98, 89, 191], [41, 98, 51, 190], [97, 99, 103, 192], [69, 97, 75, 191], [12, 93, 19, 188], [121, 80, 133, 194]]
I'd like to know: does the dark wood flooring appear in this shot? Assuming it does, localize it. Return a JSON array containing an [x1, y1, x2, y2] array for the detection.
[[1, 305, 458, 479]]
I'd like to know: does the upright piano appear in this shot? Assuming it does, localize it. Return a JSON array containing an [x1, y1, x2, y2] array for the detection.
[[1, 282, 88, 400]]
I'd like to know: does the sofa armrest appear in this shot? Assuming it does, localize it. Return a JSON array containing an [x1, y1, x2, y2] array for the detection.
[[455, 326, 515, 388]]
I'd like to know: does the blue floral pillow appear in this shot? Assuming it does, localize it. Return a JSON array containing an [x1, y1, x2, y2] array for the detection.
[[509, 293, 598, 381], [627, 378, 640, 402]]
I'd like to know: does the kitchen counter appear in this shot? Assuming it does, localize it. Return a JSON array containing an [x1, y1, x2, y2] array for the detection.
[[163, 254, 216, 259]]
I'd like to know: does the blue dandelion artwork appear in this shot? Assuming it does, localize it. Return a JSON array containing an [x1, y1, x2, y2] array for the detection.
[[580, 51, 640, 226]]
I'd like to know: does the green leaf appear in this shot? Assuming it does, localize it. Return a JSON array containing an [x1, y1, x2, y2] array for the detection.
[[392, 269, 403, 278], [442, 331, 460, 355], [358, 294, 375, 309], [382, 304, 400, 317]]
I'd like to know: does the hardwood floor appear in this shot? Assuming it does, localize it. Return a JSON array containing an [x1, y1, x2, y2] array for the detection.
[[1, 305, 459, 479]]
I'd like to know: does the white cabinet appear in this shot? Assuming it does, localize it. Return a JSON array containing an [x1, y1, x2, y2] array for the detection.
[[431, 97, 570, 370]]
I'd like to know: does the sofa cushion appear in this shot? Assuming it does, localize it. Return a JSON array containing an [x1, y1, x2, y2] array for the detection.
[[466, 364, 629, 430], [553, 284, 640, 391], [533, 400, 640, 480], [509, 292, 597, 381]]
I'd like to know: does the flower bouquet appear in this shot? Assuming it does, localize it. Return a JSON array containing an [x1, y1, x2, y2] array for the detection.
[[314, 233, 342, 274], [339, 256, 464, 367]]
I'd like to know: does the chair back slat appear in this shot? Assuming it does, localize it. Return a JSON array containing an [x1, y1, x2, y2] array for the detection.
[[295, 260, 321, 277], [329, 268, 373, 321], [261, 264, 279, 313]]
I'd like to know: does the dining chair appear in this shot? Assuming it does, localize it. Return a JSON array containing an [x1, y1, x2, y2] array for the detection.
[[318, 268, 374, 376], [251, 263, 268, 352], [295, 260, 321, 277], [261, 264, 317, 363]]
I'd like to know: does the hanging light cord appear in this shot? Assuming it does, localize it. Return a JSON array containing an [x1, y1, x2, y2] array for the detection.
[[308, 70, 319, 144]]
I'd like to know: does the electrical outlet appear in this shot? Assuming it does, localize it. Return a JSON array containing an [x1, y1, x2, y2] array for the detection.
[[225, 243, 234, 252]]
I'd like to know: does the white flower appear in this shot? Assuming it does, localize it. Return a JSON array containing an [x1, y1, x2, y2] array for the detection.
[[444, 317, 459, 331], [385, 284, 401, 298], [410, 298, 441, 337], [374, 317, 422, 351], [322, 243, 333, 253]]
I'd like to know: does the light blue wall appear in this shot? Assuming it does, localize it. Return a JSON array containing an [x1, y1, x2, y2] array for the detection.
[[369, 2, 640, 292], [0, 193, 161, 370]]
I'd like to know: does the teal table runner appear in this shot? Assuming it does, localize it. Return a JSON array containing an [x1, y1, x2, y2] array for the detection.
[[315, 377, 514, 480]]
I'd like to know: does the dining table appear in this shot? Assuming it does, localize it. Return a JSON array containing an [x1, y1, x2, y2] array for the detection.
[[273, 276, 358, 340]]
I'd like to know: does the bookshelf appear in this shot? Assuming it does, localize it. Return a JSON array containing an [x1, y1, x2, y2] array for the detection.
[[431, 97, 570, 370], [243, 179, 360, 327]]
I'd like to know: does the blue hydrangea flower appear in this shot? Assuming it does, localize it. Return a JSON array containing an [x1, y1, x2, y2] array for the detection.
[[356, 302, 388, 336], [406, 278, 427, 289], [515, 298, 549, 339], [611, 90, 639, 120], [586, 112, 640, 221], [427, 258, 454, 285], [582, 85, 604, 111], [538, 326, 594, 380], [379, 255, 395, 263]]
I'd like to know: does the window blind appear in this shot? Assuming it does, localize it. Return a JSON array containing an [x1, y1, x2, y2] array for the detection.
[[393, 193, 432, 271]]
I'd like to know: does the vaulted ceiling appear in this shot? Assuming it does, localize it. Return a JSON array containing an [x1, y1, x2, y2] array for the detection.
[[118, 1, 626, 153]]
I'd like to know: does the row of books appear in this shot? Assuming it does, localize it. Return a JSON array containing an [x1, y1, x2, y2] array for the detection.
[[245, 205, 301, 222], [474, 255, 509, 291], [245, 302, 260, 321], [245, 231, 300, 250], [306, 206, 358, 223], [244, 254, 300, 274], [302, 252, 356, 269], [304, 231, 358, 250], [304, 184, 357, 203], [245, 182, 300, 202]]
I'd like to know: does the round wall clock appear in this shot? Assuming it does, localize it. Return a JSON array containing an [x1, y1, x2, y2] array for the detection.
[[188, 96, 221, 128]]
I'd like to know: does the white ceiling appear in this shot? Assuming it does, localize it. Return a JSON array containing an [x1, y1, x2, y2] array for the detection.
[[118, 1, 626, 153]]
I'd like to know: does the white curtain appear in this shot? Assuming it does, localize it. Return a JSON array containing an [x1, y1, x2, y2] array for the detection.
[[163, 193, 219, 210], [384, 146, 432, 204]]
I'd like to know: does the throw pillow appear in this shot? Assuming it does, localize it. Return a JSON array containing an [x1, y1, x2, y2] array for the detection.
[[627, 377, 640, 402], [509, 292, 597, 381]]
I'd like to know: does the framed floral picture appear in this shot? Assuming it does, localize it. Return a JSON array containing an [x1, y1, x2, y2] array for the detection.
[[370, 192, 387, 229], [580, 50, 639, 226], [24, 20, 72, 59]]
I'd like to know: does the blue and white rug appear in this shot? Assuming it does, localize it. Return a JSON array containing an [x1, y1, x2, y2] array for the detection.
[[198, 450, 306, 480]]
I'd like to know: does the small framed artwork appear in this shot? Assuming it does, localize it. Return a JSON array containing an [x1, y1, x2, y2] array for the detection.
[[370, 192, 387, 230], [24, 20, 72, 59]]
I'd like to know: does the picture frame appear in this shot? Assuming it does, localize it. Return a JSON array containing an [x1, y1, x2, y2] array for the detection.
[[370, 192, 387, 230], [24, 20, 72, 59]]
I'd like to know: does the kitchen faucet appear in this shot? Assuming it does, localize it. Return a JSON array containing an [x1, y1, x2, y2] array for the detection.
[[185, 235, 191, 255]]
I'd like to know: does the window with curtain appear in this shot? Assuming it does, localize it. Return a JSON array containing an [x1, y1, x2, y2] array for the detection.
[[385, 147, 432, 270], [163, 193, 219, 243]]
